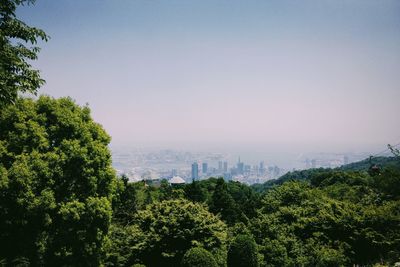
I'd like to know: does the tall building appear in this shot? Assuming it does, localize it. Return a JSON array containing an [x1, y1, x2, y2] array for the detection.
[[218, 161, 223, 172], [191, 162, 199, 180], [202, 162, 208, 174], [223, 161, 228, 172], [259, 161, 265, 175], [237, 157, 244, 174]]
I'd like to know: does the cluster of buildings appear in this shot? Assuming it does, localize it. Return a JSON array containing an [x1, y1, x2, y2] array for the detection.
[[189, 158, 284, 184], [112, 148, 363, 186]]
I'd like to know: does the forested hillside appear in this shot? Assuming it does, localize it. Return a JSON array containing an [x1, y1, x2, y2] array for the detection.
[[105, 157, 400, 266], [252, 156, 400, 193]]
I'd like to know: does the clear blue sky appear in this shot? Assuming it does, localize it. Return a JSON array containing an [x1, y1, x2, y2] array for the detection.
[[19, 0, 400, 152]]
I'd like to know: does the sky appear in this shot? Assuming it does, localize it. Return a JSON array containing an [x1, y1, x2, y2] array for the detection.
[[18, 0, 400, 153]]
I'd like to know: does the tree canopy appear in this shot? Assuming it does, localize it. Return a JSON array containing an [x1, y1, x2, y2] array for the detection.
[[0, 96, 116, 266], [0, 0, 48, 106], [106, 199, 227, 267], [181, 247, 218, 267], [227, 234, 259, 267]]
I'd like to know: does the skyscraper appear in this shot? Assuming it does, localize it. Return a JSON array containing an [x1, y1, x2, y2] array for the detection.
[[259, 161, 265, 175], [191, 162, 199, 180], [218, 161, 223, 172], [223, 161, 228, 172], [237, 157, 244, 174], [202, 162, 208, 174]]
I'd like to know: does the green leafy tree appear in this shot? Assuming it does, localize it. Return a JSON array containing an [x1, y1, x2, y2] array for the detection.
[[0, 0, 49, 106], [372, 166, 400, 200], [104, 223, 144, 267], [181, 247, 218, 267], [252, 179, 400, 266], [144, 186, 153, 205], [159, 179, 173, 200], [113, 175, 138, 224], [209, 178, 242, 225], [185, 179, 207, 203], [130, 199, 227, 267], [227, 235, 258, 267], [227, 181, 260, 219], [0, 96, 116, 265]]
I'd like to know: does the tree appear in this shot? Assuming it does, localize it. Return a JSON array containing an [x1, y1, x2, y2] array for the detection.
[[227, 181, 260, 219], [181, 247, 218, 267], [209, 178, 242, 225], [185, 179, 206, 203], [113, 175, 138, 224], [0, 0, 49, 106], [130, 199, 227, 267], [252, 179, 400, 266], [227, 235, 259, 267], [388, 144, 400, 158], [0, 96, 116, 265], [159, 179, 173, 200]]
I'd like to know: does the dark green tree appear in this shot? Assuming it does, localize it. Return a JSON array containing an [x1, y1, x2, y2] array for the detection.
[[185, 179, 207, 203], [113, 175, 138, 224], [159, 179, 173, 200], [227, 181, 260, 219], [0, 0, 49, 106], [227, 235, 259, 267], [181, 247, 218, 267], [0, 96, 116, 265], [209, 178, 242, 225], [144, 186, 153, 205]]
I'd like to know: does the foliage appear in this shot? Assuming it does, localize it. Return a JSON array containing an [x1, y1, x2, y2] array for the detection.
[[181, 247, 218, 267], [209, 178, 244, 225], [185, 179, 207, 203], [0, 0, 49, 106], [341, 156, 400, 172], [0, 96, 116, 265], [372, 166, 400, 200], [226, 181, 260, 219], [227, 235, 258, 267], [159, 179, 173, 200], [126, 199, 227, 267], [251, 168, 326, 193], [252, 177, 400, 266], [104, 223, 144, 267], [112, 175, 138, 224]]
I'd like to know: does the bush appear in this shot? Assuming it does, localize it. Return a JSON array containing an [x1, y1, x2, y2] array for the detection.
[[181, 247, 218, 267], [130, 199, 227, 266], [227, 235, 258, 267]]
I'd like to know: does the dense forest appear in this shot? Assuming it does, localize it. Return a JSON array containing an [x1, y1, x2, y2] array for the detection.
[[1, 1, 400, 266]]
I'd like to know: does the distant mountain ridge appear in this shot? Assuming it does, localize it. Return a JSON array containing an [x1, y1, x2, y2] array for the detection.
[[252, 156, 399, 193]]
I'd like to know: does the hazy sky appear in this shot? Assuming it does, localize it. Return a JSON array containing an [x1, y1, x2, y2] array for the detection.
[[18, 0, 400, 152]]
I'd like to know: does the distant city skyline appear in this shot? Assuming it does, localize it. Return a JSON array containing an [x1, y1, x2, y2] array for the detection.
[[111, 145, 391, 184], [18, 0, 400, 151]]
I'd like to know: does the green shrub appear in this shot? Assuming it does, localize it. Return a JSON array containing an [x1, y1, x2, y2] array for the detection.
[[227, 235, 258, 267], [181, 247, 218, 267]]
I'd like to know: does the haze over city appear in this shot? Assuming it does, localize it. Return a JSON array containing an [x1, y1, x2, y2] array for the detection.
[[18, 0, 400, 154]]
